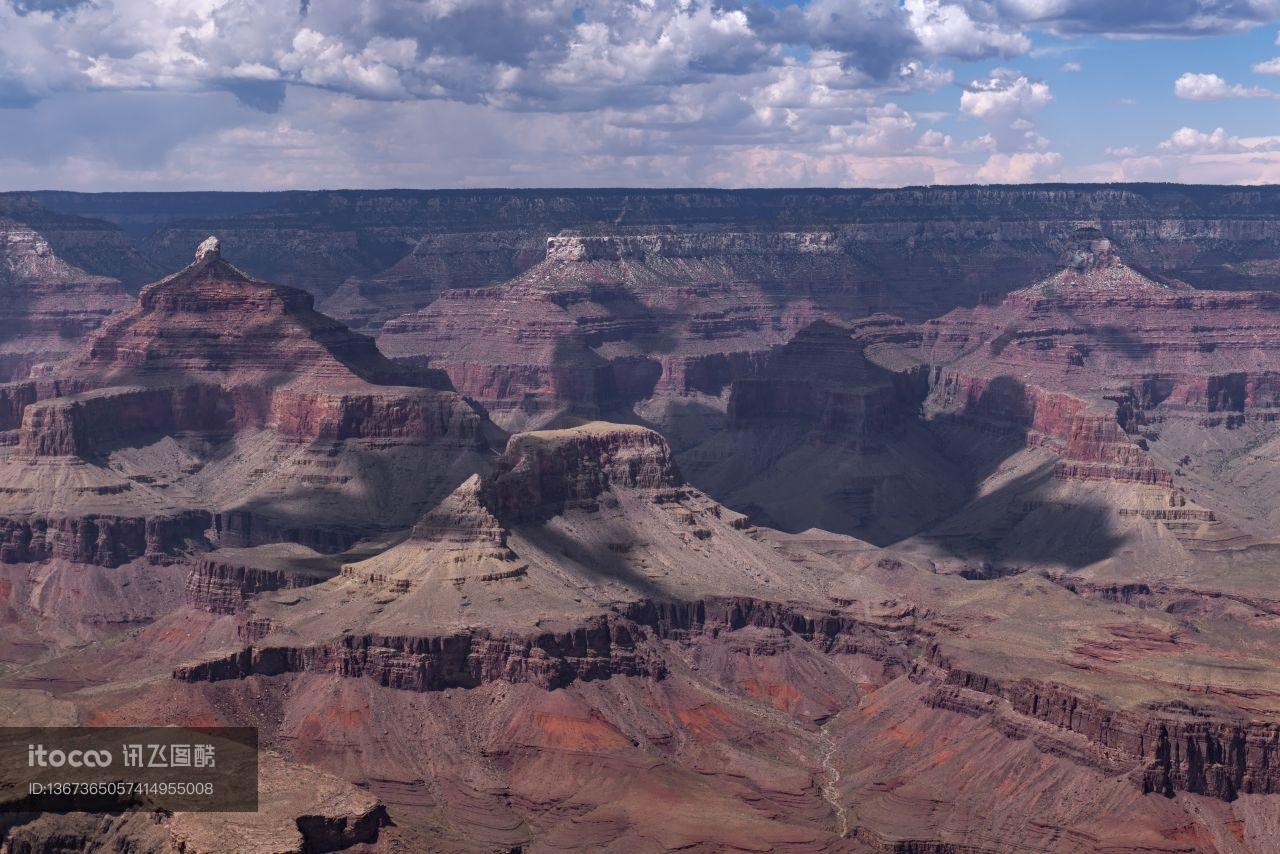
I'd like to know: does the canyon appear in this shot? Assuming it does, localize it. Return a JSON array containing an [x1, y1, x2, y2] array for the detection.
[[3, 189, 1280, 851]]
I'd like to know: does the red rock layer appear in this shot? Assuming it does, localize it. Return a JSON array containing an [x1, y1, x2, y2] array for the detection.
[[926, 371, 1173, 485], [176, 580, 1280, 806], [174, 596, 908, 691], [906, 229, 1280, 421], [880, 229, 1280, 485]]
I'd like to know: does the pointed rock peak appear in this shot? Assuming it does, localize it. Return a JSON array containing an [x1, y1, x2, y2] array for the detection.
[[1007, 226, 1184, 302], [141, 233, 258, 299], [1062, 227, 1118, 272], [345, 472, 525, 587], [409, 474, 508, 548], [195, 235, 222, 262]]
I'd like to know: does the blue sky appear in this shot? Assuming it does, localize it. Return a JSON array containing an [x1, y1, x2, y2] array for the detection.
[[1, 1, 1279, 190]]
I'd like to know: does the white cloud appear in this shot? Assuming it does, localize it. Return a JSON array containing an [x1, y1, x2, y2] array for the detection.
[[1157, 126, 1280, 154], [1174, 72, 1274, 99], [1079, 124, 1280, 184], [1158, 126, 1246, 153], [904, 0, 1030, 60], [961, 71, 1053, 120], [1254, 57, 1280, 74], [840, 103, 921, 153], [1059, 61, 1083, 72], [277, 29, 412, 100], [960, 69, 1053, 152], [976, 151, 1063, 182]]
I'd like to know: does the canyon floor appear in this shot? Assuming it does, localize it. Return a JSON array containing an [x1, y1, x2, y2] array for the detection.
[[3, 189, 1280, 852]]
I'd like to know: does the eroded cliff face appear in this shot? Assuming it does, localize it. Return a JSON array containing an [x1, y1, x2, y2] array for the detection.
[[11, 238, 485, 460], [0, 511, 210, 567], [874, 229, 1280, 496], [668, 320, 950, 545], [930, 662, 1280, 801], [372, 217, 1280, 447], [12, 413, 1280, 851], [726, 319, 923, 436], [184, 547, 333, 614], [321, 229, 548, 333]]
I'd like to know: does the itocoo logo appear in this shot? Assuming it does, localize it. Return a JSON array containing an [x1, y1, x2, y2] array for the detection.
[[27, 744, 113, 768]]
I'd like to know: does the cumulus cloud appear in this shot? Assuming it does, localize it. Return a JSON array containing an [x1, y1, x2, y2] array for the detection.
[[904, 0, 1030, 60], [976, 150, 1063, 182], [1156, 126, 1280, 154], [960, 69, 1053, 151], [1254, 57, 1280, 73], [1174, 71, 1274, 99], [1158, 126, 1246, 152], [1077, 123, 1280, 184]]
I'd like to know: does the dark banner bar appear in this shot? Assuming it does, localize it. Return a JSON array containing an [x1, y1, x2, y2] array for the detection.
[[0, 727, 258, 813]]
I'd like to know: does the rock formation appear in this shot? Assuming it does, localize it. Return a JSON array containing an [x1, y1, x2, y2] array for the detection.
[[671, 319, 962, 544], [376, 229, 863, 431], [0, 238, 487, 573], [866, 228, 1280, 545]]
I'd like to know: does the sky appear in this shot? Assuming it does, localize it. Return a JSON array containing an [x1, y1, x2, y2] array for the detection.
[[2, 0, 1280, 190]]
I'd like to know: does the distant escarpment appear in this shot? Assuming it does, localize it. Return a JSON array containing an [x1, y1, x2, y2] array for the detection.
[[29, 185, 1280, 323], [376, 229, 857, 430]]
